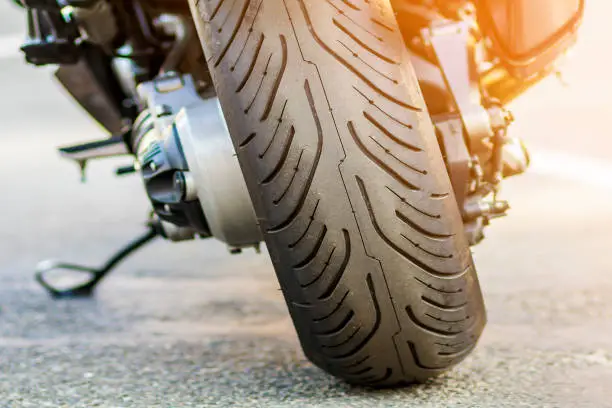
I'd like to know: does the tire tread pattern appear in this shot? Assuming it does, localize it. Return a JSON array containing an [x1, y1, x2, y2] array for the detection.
[[189, 0, 486, 385]]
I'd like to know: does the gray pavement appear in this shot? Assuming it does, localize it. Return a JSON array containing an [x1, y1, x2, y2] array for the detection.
[[1, 1, 612, 407]]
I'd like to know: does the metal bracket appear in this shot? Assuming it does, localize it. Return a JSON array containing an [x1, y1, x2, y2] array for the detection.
[[432, 113, 471, 207], [425, 22, 493, 159], [20, 1, 81, 66]]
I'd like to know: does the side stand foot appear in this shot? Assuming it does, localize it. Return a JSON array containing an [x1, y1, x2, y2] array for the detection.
[[35, 224, 159, 298]]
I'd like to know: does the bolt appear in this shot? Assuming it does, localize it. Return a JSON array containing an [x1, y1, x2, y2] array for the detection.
[[155, 105, 173, 117], [173, 171, 198, 201], [154, 75, 184, 93], [488, 105, 514, 130], [490, 200, 510, 215], [173, 172, 186, 200], [196, 80, 208, 92]]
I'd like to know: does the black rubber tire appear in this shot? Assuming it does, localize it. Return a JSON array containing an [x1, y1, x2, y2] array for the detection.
[[189, 0, 486, 386]]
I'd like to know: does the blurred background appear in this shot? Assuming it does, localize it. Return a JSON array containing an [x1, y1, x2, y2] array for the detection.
[[0, 0, 611, 407]]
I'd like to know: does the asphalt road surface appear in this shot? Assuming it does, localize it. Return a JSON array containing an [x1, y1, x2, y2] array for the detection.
[[1, 2, 612, 407]]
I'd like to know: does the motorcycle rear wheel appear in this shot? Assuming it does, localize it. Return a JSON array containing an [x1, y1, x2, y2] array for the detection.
[[189, 0, 486, 386]]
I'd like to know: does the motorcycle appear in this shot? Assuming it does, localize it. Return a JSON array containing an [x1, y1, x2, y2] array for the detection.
[[16, 0, 584, 386]]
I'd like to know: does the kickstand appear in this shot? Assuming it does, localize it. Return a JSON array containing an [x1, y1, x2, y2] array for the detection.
[[35, 224, 160, 298]]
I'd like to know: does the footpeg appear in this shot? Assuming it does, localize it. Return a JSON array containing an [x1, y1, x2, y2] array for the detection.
[[58, 134, 130, 181]]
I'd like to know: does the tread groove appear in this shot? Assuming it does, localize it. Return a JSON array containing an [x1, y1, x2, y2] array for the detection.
[[356, 175, 467, 278], [341, 354, 370, 369], [386, 186, 440, 219], [301, 246, 336, 286], [435, 341, 465, 348], [259, 99, 289, 158], [311, 290, 350, 321], [354, 87, 419, 127], [245, 53, 273, 113], [272, 148, 304, 204], [349, 123, 421, 192], [313, 310, 354, 335], [214, 0, 251, 67], [405, 306, 461, 336], [400, 234, 453, 259], [218, 0, 239, 31], [339, 0, 360, 11], [425, 313, 469, 324], [318, 229, 351, 299], [239, 132, 257, 147], [347, 366, 373, 376], [293, 225, 328, 269], [438, 345, 474, 358], [408, 341, 441, 370], [235, 33, 264, 92], [260, 35, 288, 121], [367, 135, 426, 176], [209, 0, 229, 21], [267, 80, 323, 232], [370, 17, 394, 32], [414, 277, 463, 294], [395, 210, 452, 240], [297, 0, 419, 110], [363, 111, 421, 151], [421, 295, 467, 312], [325, 0, 382, 41], [333, 19, 397, 64], [261, 126, 296, 184], [366, 368, 393, 384], [230, 0, 264, 69], [329, 274, 381, 359], [289, 199, 320, 248], [337, 40, 398, 83], [230, 1, 262, 72], [322, 325, 361, 349]]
